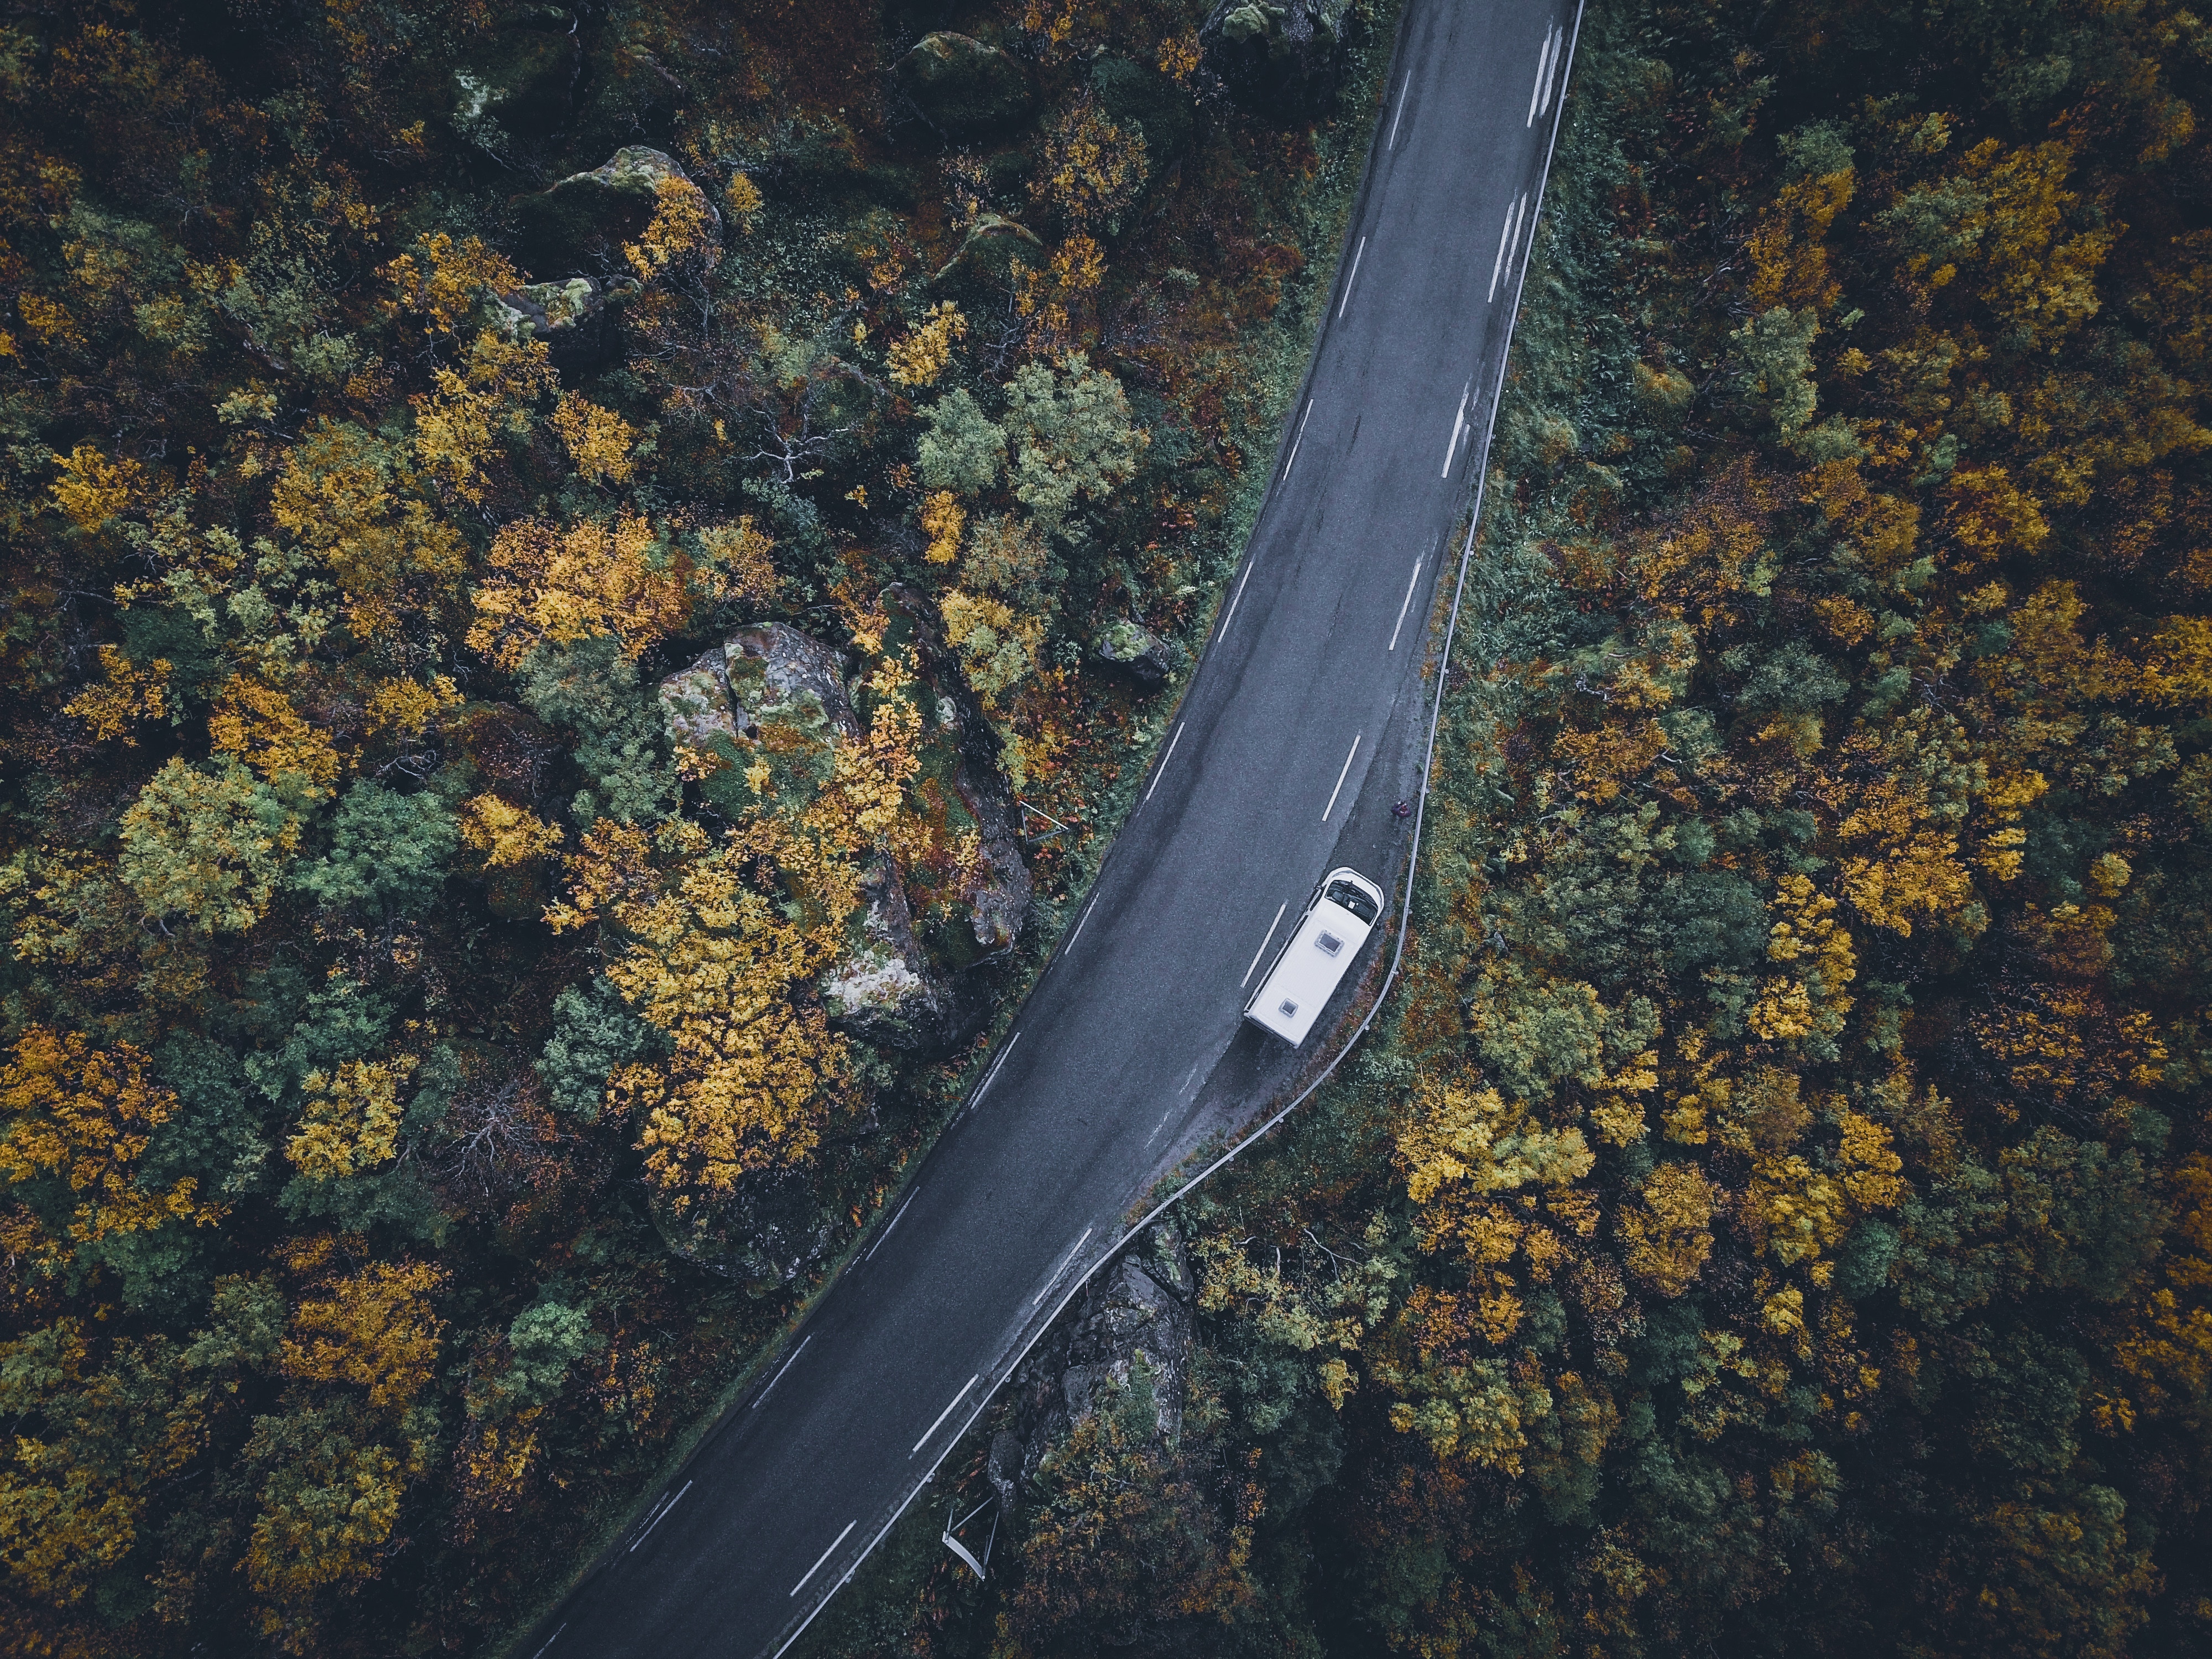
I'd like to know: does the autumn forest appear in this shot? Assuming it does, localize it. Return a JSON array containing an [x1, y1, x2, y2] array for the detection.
[[2, 0, 2209, 1657]]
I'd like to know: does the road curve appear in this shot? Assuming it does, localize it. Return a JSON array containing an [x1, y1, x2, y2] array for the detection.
[[526, 4, 1580, 1653]]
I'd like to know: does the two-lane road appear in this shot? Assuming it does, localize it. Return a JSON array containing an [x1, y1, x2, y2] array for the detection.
[[526, 3, 1580, 1652]]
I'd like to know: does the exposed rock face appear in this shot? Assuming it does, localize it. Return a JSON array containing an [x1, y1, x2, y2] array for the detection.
[[1199, 0, 1353, 122], [894, 32, 1034, 137], [1093, 617, 1179, 688], [655, 1164, 833, 1290], [880, 585, 1033, 950], [481, 275, 636, 371], [1010, 1223, 1194, 1491], [513, 146, 719, 276], [452, 15, 581, 147], [931, 212, 1045, 291], [820, 854, 991, 1055], [654, 622, 1000, 1057]]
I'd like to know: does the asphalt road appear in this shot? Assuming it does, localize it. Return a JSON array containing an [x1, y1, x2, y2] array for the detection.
[[528, 4, 1579, 1653]]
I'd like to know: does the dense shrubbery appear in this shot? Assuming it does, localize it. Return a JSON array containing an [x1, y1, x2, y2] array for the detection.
[[0, 1, 1378, 1651], [837, 2, 2212, 1656]]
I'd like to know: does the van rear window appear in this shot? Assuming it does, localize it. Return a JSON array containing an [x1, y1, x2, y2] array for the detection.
[[1324, 880, 1379, 924]]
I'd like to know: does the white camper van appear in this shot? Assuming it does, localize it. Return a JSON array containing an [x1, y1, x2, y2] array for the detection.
[[1243, 868, 1385, 1046]]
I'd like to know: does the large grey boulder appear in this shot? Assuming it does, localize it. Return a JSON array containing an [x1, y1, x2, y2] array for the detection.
[[513, 146, 720, 276], [1008, 1223, 1194, 1491], [894, 32, 1034, 137], [1199, 0, 1353, 123]]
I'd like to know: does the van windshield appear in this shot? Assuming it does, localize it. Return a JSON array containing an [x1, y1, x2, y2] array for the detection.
[[1324, 879, 1379, 924]]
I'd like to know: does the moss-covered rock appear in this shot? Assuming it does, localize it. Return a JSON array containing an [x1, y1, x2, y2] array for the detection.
[[894, 32, 1034, 137], [512, 145, 718, 276], [479, 274, 635, 371], [1094, 617, 1179, 687], [1199, 0, 1353, 123]]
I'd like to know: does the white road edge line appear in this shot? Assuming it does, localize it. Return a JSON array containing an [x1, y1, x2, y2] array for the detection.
[[972, 1032, 1021, 1107], [1527, 24, 1555, 126], [530, 1623, 566, 1658], [1388, 69, 1412, 149], [1143, 722, 1185, 803], [1281, 399, 1314, 479], [1387, 558, 1425, 651], [1219, 560, 1256, 636], [1505, 192, 1528, 279], [790, 1520, 857, 1598], [1488, 199, 1516, 302], [1241, 901, 1290, 989], [911, 1375, 979, 1457], [1034, 1228, 1094, 1307], [1440, 383, 1469, 477], [629, 1481, 692, 1551], [1337, 235, 1367, 320], [1321, 732, 1362, 823]]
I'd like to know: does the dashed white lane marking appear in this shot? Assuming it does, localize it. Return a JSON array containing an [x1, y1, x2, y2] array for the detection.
[[530, 1623, 566, 1657], [1488, 198, 1517, 302], [1219, 560, 1256, 636], [790, 1520, 856, 1597], [1541, 24, 1565, 116], [1064, 894, 1099, 952], [753, 1335, 814, 1405], [1034, 1228, 1094, 1306], [972, 1034, 1021, 1107], [1338, 234, 1368, 320], [1441, 382, 1470, 477], [1495, 195, 1531, 303], [629, 1481, 692, 1551], [910, 1376, 979, 1457], [1527, 25, 1557, 126], [1321, 732, 1363, 823], [1282, 399, 1314, 480], [1388, 557, 1425, 652], [1241, 901, 1291, 989], [1388, 69, 1412, 149], [1143, 722, 1185, 803]]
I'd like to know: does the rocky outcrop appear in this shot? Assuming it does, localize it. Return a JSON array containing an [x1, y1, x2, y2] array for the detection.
[[894, 32, 1034, 137], [1199, 0, 1353, 123], [930, 212, 1045, 292], [655, 1164, 834, 1290], [880, 584, 1033, 950], [513, 146, 719, 276], [820, 855, 991, 1055], [1093, 617, 1179, 688], [481, 275, 636, 371], [1008, 1223, 1194, 1492], [655, 621, 1005, 1057], [451, 13, 581, 148]]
